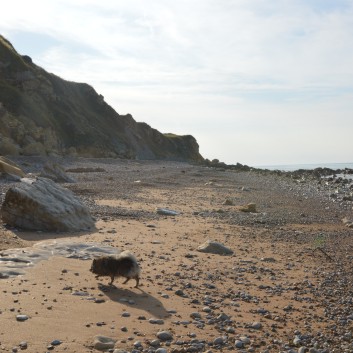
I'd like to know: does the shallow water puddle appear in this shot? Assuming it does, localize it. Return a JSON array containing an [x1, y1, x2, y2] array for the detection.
[[0, 240, 119, 278]]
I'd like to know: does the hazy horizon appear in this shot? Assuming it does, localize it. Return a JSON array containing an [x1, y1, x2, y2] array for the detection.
[[1, 1, 353, 166]]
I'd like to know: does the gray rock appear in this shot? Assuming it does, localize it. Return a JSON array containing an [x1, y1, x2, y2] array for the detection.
[[197, 240, 233, 255], [190, 312, 202, 319], [156, 331, 173, 341], [149, 318, 164, 324], [217, 313, 230, 321], [298, 347, 307, 353], [16, 315, 29, 321], [156, 208, 179, 216], [213, 337, 225, 345], [156, 349, 168, 353], [251, 321, 262, 329], [150, 339, 161, 347], [93, 336, 117, 351], [293, 336, 302, 346], [239, 336, 250, 345], [234, 340, 243, 348], [40, 161, 76, 183], [1, 177, 95, 231], [19, 342, 28, 349], [226, 326, 235, 333]]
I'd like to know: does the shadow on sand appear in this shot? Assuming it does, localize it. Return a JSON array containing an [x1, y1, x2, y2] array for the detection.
[[98, 283, 171, 319], [12, 228, 97, 242]]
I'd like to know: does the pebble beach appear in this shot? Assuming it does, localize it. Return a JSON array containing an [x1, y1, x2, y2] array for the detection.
[[0, 157, 352, 353]]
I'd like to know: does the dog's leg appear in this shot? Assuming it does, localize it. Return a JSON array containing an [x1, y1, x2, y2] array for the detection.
[[122, 277, 130, 284], [134, 276, 139, 288], [109, 275, 115, 285]]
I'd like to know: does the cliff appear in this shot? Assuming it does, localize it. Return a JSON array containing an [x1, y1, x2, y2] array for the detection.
[[0, 35, 203, 162]]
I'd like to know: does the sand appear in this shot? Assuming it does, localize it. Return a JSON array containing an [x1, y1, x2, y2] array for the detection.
[[0, 157, 352, 352]]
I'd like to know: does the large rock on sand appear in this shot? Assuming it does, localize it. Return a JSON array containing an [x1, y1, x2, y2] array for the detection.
[[1, 177, 94, 232]]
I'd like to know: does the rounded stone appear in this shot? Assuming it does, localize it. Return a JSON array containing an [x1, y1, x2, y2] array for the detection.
[[150, 339, 160, 347], [251, 321, 262, 329], [156, 331, 173, 341], [156, 349, 168, 353], [16, 315, 29, 321], [190, 312, 201, 319], [93, 335, 117, 351], [234, 340, 243, 348], [213, 337, 225, 345]]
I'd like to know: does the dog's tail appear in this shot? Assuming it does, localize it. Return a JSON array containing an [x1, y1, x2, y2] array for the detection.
[[118, 250, 141, 277]]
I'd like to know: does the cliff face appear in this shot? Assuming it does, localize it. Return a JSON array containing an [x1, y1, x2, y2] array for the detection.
[[0, 35, 203, 162]]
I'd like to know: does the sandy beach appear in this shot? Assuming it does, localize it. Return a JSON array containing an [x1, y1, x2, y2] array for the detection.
[[0, 157, 352, 353]]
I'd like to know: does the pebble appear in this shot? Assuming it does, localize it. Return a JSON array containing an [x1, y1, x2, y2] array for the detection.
[[226, 326, 235, 333], [150, 339, 160, 347], [93, 336, 117, 351], [175, 289, 185, 296], [122, 312, 131, 317], [16, 315, 29, 321], [156, 331, 173, 341], [155, 349, 168, 353], [251, 321, 262, 329], [213, 337, 225, 345], [234, 340, 243, 348], [51, 340, 62, 346], [149, 318, 164, 324], [133, 341, 142, 348], [190, 312, 201, 319], [239, 336, 250, 345], [19, 342, 28, 349]]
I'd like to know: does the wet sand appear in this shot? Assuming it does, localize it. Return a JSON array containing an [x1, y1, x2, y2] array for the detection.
[[0, 157, 352, 352]]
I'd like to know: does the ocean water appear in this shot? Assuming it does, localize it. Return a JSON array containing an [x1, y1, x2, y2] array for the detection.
[[256, 162, 353, 172]]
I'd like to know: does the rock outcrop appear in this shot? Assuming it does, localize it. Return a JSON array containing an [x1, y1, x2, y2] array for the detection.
[[0, 35, 203, 162], [1, 177, 94, 232], [0, 156, 25, 179], [197, 240, 233, 255]]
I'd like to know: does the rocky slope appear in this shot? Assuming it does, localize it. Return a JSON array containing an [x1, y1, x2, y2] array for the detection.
[[0, 35, 203, 162]]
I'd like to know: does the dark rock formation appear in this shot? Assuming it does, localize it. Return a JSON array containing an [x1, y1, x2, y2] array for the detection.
[[0, 35, 203, 162]]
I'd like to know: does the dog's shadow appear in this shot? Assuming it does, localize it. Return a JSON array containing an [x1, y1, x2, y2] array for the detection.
[[97, 283, 171, 319]]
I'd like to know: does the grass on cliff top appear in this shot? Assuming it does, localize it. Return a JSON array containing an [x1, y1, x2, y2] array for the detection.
[[164, 133, 185, 139]]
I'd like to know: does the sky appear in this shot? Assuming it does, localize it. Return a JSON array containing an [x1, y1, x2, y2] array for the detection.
[[1, 0, 353, 166]]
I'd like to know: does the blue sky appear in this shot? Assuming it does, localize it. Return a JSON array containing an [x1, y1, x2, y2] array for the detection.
[[1, 0, 353, 166]]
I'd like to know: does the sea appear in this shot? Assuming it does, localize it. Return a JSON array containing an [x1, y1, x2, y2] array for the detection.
[[255, 162, 353, 172]]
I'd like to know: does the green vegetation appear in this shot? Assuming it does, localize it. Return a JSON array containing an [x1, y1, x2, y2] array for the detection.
[[313, 233, 327, 249], [164, 133, 184, 139]]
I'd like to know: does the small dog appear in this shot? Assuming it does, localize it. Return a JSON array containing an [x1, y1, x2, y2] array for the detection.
[[90, 250, 141, 287]]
